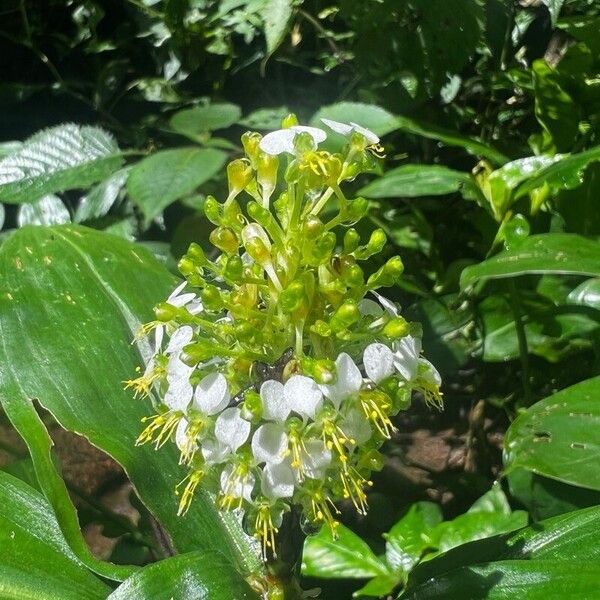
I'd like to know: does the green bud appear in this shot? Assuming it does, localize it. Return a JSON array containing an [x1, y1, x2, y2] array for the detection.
[[247, 201, 273, 229], [293, 131, 316, 154], [256, 152, 278, 196], [227, 159, 253, 196], [154, 302, 178, 322], [203, 196, 221, 225], [241, 131, 262, 166], [223, 255, 243, 282], [343, 264, 364, 287], [209, 226, 239, 255], [281, 113, 298, 128], [309, 320, 332, 337], [330, 299, 360, 332], [343, 228, 360, 253], [344, 197, 369, 224], [304, 215, 324, 239], [367, 255, 404, 288], [234, 321, 255, 342], [200, 284, 222, 311], [187, 242, 208, 265], [241, 389, 262, 422], [300, 357, 335, 384], [279, 280, 306, 314], [394, 386, 412, 411], [307, 231, 336, 265], [178, 256, 196, 277], [180, 342, 213, 365], [383, 317, 409, 339]]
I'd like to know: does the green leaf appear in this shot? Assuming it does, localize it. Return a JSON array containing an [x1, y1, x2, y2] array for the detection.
[[75, 169, 129, 223], [17, 194, 71, 227], [302, 524, 389, 579], [0, 124, 123, 204], [169, 103, 242, 137], [107, 551, 259, 600], [385, 502, 443, 572], [403, 506, 600, 597], [460, 234, 600, 290], [239, 107, 290, 130], [542, 0, 565, 24], [359, 165, 472, 198], [262, 0, 294, 56], [504, 376, 600, 491], [0, 471, 110, 599], [0, 225, 262, 578], [127, 148, 227, 225], [568, 277, 600, 309], [354, 573, 401, 598], [401, 560, 600, 599]]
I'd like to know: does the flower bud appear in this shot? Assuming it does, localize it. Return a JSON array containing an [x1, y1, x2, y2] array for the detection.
[[256, 153, 278, 198], [200, 284, 222, 311], [187, 242, 208, 265], [304, 215, 324, 239], [281, 113, 299, 128], [223, 255, 243, 282], [343, 264, 364, 287], [203, 196, 221, 225], [344, 197, 369, 223], [367, 256, 404, 288], [234, 321, 255, 342], [241, 389, 262, 422], [344, 228, 360, 253], [241, 132, 262, 166], [306, 231, 336, 265], [355, 228, 387, 259], [310, 320, 332, 337], [180, 342, 214, 365], [330, 299, 360, 332], [242, 223, 272, 264], [178, 256, 196, 277], [247, 201, 273, 229], [227, 159, 253, 196], [383, 317, 409, 339], [279, 279, 306, 314], [210, 226, 239, 255], [154, 302, 178, 322]]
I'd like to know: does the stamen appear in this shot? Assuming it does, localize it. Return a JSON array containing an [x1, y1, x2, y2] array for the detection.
[[136, 411, 182, 449], [339, 464, 372, 515], [254, 503, 279, 559], [176, 469, 204, 515]]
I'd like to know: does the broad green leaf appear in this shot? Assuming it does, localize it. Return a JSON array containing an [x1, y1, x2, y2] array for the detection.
[[108, 551, 259, 600], [169, 103, 242, 137], [262, 0, 294, 56], [312, 102, 400, 138], [359, 165, 472, 198], [0, 124, 123, 204], [460, 234, 600, 290], [127, 148, 227, 225], [17, 194, 71, 227], [75, 169, 129, 223], [401, 560, 600, 599], [404, 506, 600, 593], [239, 107, 289, 130], [385, 502, 443, 572], [355, 573, 401, 598], [504, 376, 600, 490], [0, 225, 262, 578], [514, 144, 600, 199], [568, 277, 600, 309], [0, 471, 110, 599], [302, 524, 389, 579]]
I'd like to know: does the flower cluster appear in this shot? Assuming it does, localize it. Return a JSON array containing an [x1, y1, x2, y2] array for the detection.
[[126, 116, 441, 558]]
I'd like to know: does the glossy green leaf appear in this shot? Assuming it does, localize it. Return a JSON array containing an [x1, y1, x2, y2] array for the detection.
[[403, 506, 600, 595], [460, 234, 600, 290], [0, 124, 123, 204], [108, 551, 259, 600], [263, 0, 294, 56], [514, 144, 600, 199], [302, 524, 389, 579], [401, 560, 600, 599], [169, 103, 242, 136], [0, 471, 110, 599], [127, 148, 227, 225], [17, 194, 71, 227], [75, 169, 129, 223], [312, 102, 399, 138], [354, 573, 401, 598], [504, 376, 600, 490], [385, 502, 443, 572], [0, 225, 261, 578], [568, 277, 600, 309], [359, 165, 472, 198]]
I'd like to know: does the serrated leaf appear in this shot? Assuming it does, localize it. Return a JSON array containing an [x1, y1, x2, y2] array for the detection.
[[504, 376, 600, 490], [107, 551, 259, 600], [17, 194, 71, 227], [263, 0, 294, 56], [0, 124, 123, 204], [75, 169, 129, 223], [0, 470, 110, 599], [127, 147, 227, 225], [170, 103, 242, 137], [0, 225, 262, 579]]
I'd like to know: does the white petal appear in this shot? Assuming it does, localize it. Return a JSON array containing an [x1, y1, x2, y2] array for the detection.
[[165, 325, 193, 354], [187, 299, 204, 315], [284, 375, 323, 419], [363, 343, 395, 383], [168, 280, 188, 300], [302, 439, 332, 480], [220, 465, 255, 502], [214, 407, 250, 451], [201, 438, 231, 465], [321, 117, 354, 136], [420, 358, 442, 386], [261, 462, 295, 499], [393, 336, 420, 382], [260, 380, 291, 422], [166, 352, 194, 383], [175, 418, 189, 451], [251, 423, 288, 465], [193, 372, 230, 415], [154, 325, 164, 354], [321, 352, 363, 408], [340, 409, 371, 445], [358, 299, 384, 318], [259, 126, 327, 155], [371, 291, 399, 316], [164, 376, 193, 411], [349, 122, 380, 144]]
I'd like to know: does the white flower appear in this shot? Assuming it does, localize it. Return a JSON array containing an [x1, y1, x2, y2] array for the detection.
[[259, 126, 327, 156], [393, 335, 421, 381], [260, 380, 291, 422], [193, 372, 230, 415], [371, 290, 399, 316], [340, 409, 371, 445], [167, 281, 197, 308], [164, 375, 193, 412], [321, 118, 379, 145], [166, 352, 194, 384], [358, 298, 384, 318], [363, 342, 395, 384], [175, 417, 190, 451], [261, 462, 295, 499], [252, 423, 288, 465], [320, 352, 363, 408], [201, 438, 231, 465], [301, 439, 332, 480], [220, 465, 255, 502], [214, 407, 251, 451], [165, 325, 194, 354], [284, 375, 323, 420]]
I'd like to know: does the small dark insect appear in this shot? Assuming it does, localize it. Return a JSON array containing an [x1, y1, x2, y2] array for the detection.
[[228, 347, 295, 407]]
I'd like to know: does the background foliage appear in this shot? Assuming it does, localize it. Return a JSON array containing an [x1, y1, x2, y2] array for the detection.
[[1, 0, 600, 598]]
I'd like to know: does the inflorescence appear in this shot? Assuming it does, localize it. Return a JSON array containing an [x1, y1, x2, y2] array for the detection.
[[126, 115, 442, 559]]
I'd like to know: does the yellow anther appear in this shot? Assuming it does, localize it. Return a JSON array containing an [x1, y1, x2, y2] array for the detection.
[[136, 411, 182, 449], [254, 503, 279, 559], [176, 469, 204, 516]]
